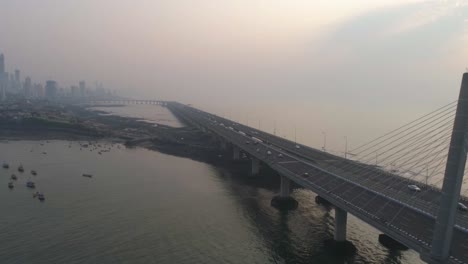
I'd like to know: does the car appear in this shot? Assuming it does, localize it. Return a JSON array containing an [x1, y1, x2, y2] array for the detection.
[[256, 148, 260, 152], [295, 145, 300, 149], [407, 184, 421, 192], [266, 151, 272, 155], [303, 172, 309, 176], [245, 141, 250, 144], [278, 153, 283, 158], [458, 202, 468, 212]]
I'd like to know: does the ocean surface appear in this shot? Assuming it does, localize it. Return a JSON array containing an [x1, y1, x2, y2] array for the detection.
[[0, 105, 423, 264]]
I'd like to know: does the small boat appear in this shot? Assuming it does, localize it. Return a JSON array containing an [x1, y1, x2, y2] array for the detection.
[[26, 181, 35, 188], [82, 174, 93, 178], [37, 193, 45, 201], [8, 182, 14, 189], [18, 165, 24, 173], [11, 174, 17, 180], [2, 162, 9, 169], [31, 170, 37, 176], [33, 192, 39, 198]]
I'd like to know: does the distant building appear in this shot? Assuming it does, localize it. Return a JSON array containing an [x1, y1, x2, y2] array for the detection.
[[14, 69, 20, 90], [24, 77, 32, 98], [79, 81, 86, 97], [0, 54, 4, 73], [34, 83, 44, 98], [71, 85, 79, 97], [0, 54, 5, 100], [45, 80, 58, 98]]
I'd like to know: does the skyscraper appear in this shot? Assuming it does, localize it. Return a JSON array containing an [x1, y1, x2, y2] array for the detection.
[[24, 77, 32, 98], [0, 54, 4, 73], [14, 69, 20, 90], [79, 81, 86, 97], [0, 54, 5, 101], [45, 80, 58, 98]]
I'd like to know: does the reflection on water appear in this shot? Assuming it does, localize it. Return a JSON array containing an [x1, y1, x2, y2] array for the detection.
[[0, 105, 424, 264]]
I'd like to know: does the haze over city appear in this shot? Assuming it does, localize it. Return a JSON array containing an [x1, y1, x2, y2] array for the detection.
[[3, 1, 468, 264], [1, 0, 467, 151]]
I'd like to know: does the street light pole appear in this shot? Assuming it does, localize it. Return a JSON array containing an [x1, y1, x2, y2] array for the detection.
[[344, 136, 348, 159], [294, 126, 297, 144], [322, 131, 327, 151]]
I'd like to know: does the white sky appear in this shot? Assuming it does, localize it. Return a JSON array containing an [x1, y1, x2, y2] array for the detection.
[[0, 0, 467, 149]]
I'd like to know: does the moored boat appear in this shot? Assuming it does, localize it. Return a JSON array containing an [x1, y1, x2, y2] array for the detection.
[[8, 182, 14, 189], [82, 173, 93, 178], [37, 193, 45, 201], [11, 174, 17, 180], [26, 181, 35, 188], [2, 162, 9, 169], [31, 170, 37, 176], [18, 165, 24, 173]]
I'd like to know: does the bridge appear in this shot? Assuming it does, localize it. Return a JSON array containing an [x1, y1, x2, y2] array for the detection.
[[165, 73, 468, 264], [86, 99, 167, 106]]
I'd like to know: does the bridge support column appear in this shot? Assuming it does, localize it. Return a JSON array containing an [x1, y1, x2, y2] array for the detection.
[[251, 158, 260, 175], [334, 207, 347, 242], [233, 146, 240, 160], [324, 207, 356, 256], [220, 140, 227, 151], [280, 175, 290, 197], [271, 175, 298, 210]]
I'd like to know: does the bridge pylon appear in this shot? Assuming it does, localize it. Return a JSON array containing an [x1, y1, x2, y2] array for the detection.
[[426, 73, 468, 263]]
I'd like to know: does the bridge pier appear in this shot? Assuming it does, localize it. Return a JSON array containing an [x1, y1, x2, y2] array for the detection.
[[334, 207, 347, 242], [220, 140, 228, 151], [251, 157, 260, 175], [233, 146, 240, 160], [271, 175, 298, 210], [324, 207, 356, 256]]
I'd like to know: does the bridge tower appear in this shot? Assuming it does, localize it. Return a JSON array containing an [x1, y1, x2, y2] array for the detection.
[[426, 73, 468, 263]]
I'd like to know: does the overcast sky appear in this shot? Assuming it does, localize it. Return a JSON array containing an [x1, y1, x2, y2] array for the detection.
[[1, 0, 467, 149]]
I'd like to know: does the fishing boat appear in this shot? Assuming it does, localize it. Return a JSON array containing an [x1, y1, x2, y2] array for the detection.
[[2, 162, 9, 169], [18, 165, 24, 173], [8, 182, 14, 189], [10, 174, 17, 180], [37, 193, 45, 201], [31, 170, 37, 176], [26, 181, 35, 188]]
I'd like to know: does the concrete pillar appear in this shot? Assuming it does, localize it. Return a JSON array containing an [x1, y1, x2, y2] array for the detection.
[[280, 175, 291, 197], [220, 140, 227, 150], [334, 207, 347, 242], [429, 73, 468, 263], [251, 158, 260, 175], [233, 146, 240, 160]]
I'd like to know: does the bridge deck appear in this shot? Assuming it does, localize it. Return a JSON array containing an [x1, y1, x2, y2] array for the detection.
[[169, 102, 468, 264]]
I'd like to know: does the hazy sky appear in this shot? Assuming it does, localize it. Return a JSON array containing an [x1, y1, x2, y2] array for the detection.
[[1, 0, 467, 151]]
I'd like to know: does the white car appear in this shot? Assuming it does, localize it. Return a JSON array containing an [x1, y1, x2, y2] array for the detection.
[[407, 184, 421, 192], [266, 151, 272, 155], [278, 153, 283, 158], [458, 202, 468, 212], [303, 172, 309, 176], [295, 145, 300, 149]]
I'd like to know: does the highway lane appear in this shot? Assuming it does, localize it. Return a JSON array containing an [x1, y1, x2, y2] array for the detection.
[[177, 105, 468, 228], [169, 103, 468, 264]]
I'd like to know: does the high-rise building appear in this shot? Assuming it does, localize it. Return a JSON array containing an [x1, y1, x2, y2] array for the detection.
[[24, 77, 32, 98], [79, 81, 86, 97], [45, 80, 58, 98], [14, 69, 20, 90], [0, 54, 5, 100], [71, 86, 79, 97], [0, 54, 4, 73]]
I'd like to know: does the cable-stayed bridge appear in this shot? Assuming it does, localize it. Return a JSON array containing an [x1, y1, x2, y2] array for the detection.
[[90, 73, 468, 263]]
